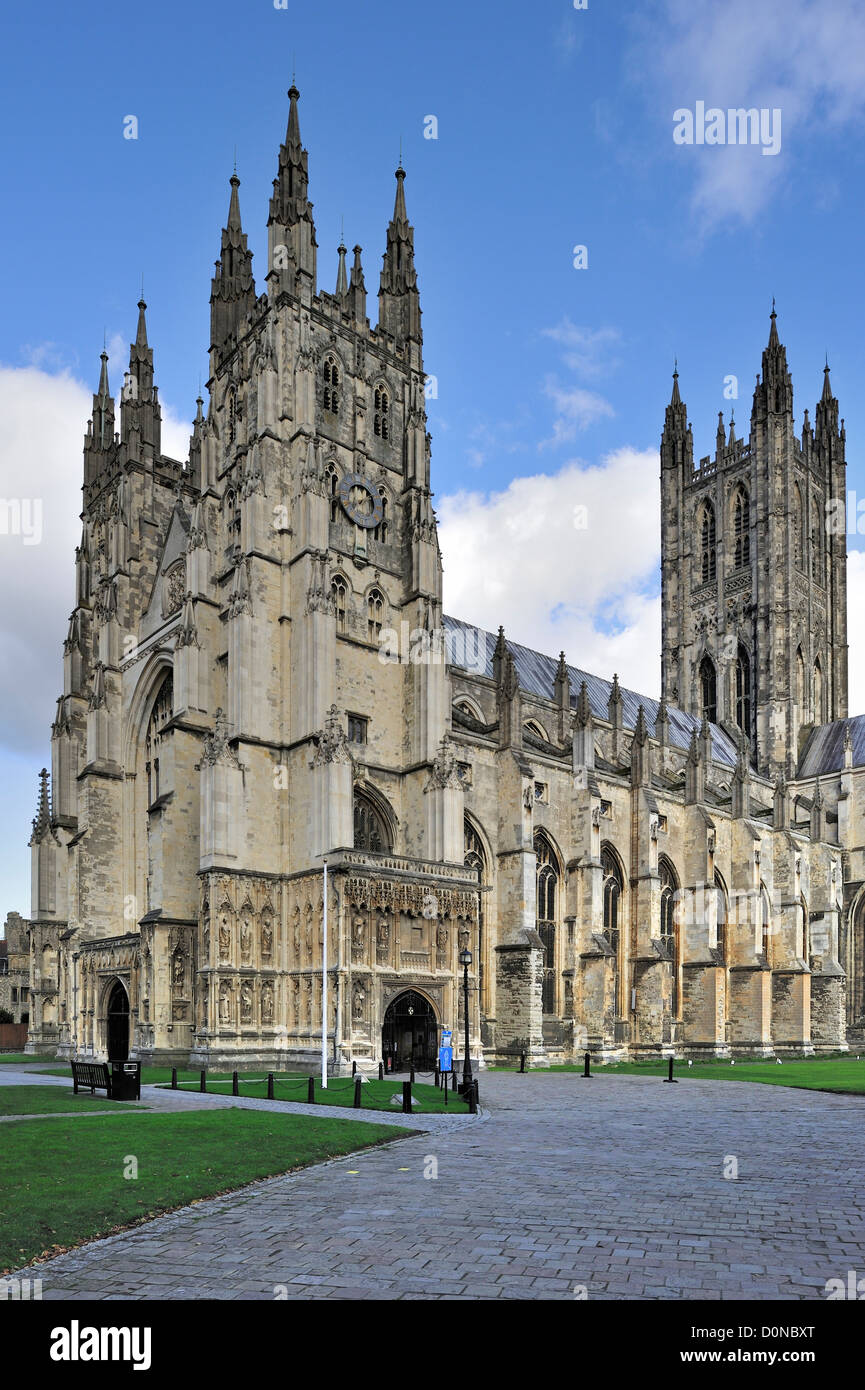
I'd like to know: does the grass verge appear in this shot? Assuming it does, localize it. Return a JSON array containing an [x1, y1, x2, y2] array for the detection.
[[491, 1053, 865, 1094], [0, 1086, 145, 1117], [157, 1075, 470, 1114], [0, 1107, 411, 1273]]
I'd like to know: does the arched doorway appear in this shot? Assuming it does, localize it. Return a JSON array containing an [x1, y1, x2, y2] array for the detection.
[[106, 980, 130, 1061], [382, 990, 437, 1072]]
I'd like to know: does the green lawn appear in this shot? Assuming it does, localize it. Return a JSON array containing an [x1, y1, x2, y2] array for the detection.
[[493, 1053, 865, 1095], [158, 1075, 470, 1114], [0, 1085, 145, 1117], [0, 1053, 60, 1066], [0, 1108, 410, 1273]]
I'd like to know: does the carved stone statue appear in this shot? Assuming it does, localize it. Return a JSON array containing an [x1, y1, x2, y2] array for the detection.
[[352, 981, 365, 1020], [261, 921, 273, 958], [172, 951, 184, 990], [241, 981, 253, 1023], [219, 917, 230, 960], [261, 982, 274, 1024], [240, 918, 252, 962], [219, 981, 231, 1024]]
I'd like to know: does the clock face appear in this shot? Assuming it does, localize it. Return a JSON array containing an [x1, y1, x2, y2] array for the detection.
[[338, 472, 384, 529]]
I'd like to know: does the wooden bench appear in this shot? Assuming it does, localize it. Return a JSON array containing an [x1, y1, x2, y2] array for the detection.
[[71, 1061, 112, 1097]]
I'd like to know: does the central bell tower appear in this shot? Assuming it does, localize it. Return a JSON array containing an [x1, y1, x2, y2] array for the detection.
[[660, 311, 848, 777]]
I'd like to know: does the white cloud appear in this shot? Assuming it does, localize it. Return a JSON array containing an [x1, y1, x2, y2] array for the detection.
[[438, 446, 662, 696], [0, 362, 192, 763], [540, 382, 615, 446], [635, 0, 865, 226], [541, 320, 621, 378]]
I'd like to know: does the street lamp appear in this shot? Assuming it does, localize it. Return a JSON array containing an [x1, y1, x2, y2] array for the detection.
[[459, 946, 473, 1091]]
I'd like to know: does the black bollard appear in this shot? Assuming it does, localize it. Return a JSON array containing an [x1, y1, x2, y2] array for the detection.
[[378, 1061, 384, 1081], [410, 1063, 416, 1085], [663, 1056, 678, 1084], [307, 1075, 315, 1104], [469, 1082, 478, 1115], [352, 1059, 357, 1077], [444, 1075, 449, 1107], [519, 1050, 526, 1074], [171, 1067, 177, 1090], [402, 1081, 412, 1114], [200, 1070, 206, 1093], [434, 1062, 440, 1089], [267, 1072, 274, 1099], [232, 1070, 239, 1096], [354, 1075, 362, 1109], [582, 1051, 592, 1078]]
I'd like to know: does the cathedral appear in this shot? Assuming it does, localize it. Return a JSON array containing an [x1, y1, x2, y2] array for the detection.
[[23, 89, 865, 1069]]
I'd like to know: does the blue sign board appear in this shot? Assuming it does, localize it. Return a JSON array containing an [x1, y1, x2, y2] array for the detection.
[[438, 1046, 453, 1074]]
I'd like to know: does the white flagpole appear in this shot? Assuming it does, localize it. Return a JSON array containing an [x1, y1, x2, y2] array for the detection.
[[321, 857, 328, 1090]]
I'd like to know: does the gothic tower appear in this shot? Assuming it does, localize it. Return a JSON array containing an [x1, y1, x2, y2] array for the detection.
[[661, 311, 848, 778]]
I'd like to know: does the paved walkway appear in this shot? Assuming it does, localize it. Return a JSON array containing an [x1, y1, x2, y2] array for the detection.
[[6, 1069, 865, 1300]]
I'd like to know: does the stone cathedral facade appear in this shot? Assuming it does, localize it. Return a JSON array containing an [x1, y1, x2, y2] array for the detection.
[[24, 90, 865, 1068]]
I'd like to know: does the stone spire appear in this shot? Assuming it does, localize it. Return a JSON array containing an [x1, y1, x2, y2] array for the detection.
[[630, 705, 651, 787], [335, 241, 348, 298], [754, 305, 793, 420], [492, 626, 507, 686], [810, 777, 825, 841], [815, 360, 840, 441], [349, 244, 367, 322], [378, 167, 421, 345], [121, 298, 161, 462], [685, 727, 705, 804], [661, 364, 693, 471], [267, 84, 317, 296], [30, 768, 51, 843], [554, 652, 571, 739], [210, 174, 257, 364], [731, 742, 751, 819], [727, 412, 736, 447], [84, 349, 116, 485], [715, 410, 726, 457], [572, 680, 594, 771]]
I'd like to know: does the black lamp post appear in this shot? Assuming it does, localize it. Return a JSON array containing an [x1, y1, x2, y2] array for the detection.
[[459, 946, 473, 1090]]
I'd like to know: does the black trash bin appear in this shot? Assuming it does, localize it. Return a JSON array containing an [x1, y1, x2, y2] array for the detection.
[[110, 1060, 141, 1101]]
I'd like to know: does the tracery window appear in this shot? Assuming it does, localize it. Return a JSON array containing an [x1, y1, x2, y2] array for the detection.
[[733, 486, 750, 568], [700, 657, 717, 725], [323, 356, 340, 415], [332, 576, 347, 634], [659, 857, 680, 1016], [602, 847, 624, 1017], [353, 791, 390, 853], [145, 674, 174, 807], [373, 386, 390, 440], [367, 588, 384, 643], [535, 831, 559, 1014], [699, 501, 716, 583]]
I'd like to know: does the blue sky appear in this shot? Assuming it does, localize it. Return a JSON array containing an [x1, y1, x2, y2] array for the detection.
[[3, 0, 865, 916]]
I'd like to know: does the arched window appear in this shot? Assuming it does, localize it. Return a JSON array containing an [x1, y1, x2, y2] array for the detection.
[[700, 656, 717, 725], [699, 501, 716, 583], [523, 719, 548, 742], [760, 884, 772, 966], [323, 356, 340, 415], [602, 847, 624, 1017], [227, 389, 236, 446], [811, 493, 823, 581], [659, 857, 680, 1017], [372, 488, 388, 543], [535, 831, 559, 1015], [464, 819, 486, 880], [715, 871, 728, 962], [465, 817, 488, 1013], [353, 790, 390, 853], [814, 659, 824, 723], [327, 464, 340, 523], [373, 386, 390, 440], [792, 483, 804, 570], [796, 646, 805, 715], [331, 576, 347, 634], [145, 673, 173, 807], [735, 646, 751, 739], [733, 486, 750, 568], [367, 588, 384, 643]]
